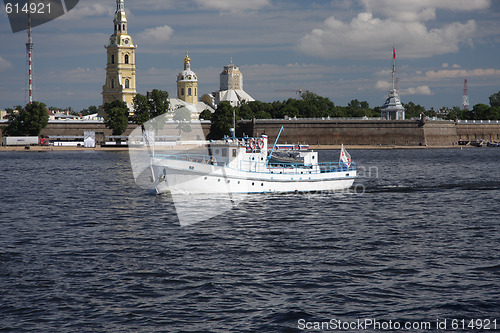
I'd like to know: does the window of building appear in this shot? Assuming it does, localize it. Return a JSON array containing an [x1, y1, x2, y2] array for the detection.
[[188, 88, 192, 96], [195, 88, 197, 96], [124, 54, 129, 64], [111, 55, 115, 64], [111, 79, 115, 89], [123, 24, 126, 31], [125, 79, 130, 89], [181, 88, 184, 96]]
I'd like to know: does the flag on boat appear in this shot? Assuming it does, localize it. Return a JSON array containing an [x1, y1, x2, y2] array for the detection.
[[393, 46, 396, 59], [339, 144, 351, 167]]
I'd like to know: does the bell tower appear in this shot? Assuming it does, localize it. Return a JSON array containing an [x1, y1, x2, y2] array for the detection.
[[102, 0, 137, 111], [176, 52, 198, 104]]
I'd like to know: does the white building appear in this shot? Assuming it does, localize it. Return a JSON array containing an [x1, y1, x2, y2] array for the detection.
[[381, 47, 405, 120], [169, 53, 214, 119], [202, 60, 254, 108], [381, 89, 405, 120]]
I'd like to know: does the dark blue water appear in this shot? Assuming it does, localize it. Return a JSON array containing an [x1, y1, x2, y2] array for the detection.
[[1, 149, 499, 332]]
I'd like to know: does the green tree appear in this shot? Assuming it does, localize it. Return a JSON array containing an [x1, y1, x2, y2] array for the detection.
[[209, 101, 234, 139], [131, 93, 151, 126], [444, 106, 464, 120], [489, 90, 500, 108], [131, 89, 170, 127], [199, 109, 213, 121], [403, 102, 426, 119], [238, 101, 254, 120], [470, 104, 492, 120], [173, 106, 192, 135], [82, 105, 98, 116], [3, 102, 49, 136], [103, 100, 129, 135]]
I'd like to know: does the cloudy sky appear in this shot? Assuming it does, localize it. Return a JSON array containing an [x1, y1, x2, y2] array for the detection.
[[1, 0, 499, 111]]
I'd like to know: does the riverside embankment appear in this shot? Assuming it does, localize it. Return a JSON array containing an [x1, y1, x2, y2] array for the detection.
[[2, 119, 500, 148]]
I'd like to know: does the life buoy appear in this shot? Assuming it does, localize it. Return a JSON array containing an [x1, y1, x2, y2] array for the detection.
[[258, 139, 265, 149], [249, 139, 257, 150]]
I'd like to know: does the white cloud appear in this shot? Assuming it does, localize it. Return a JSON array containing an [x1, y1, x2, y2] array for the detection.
[[298, 0, 489, 60], [193, 0, 270, 11], [442, 63, 449, 68], [401, 85, 433, 96], [425, 68, 500, 79], [139, 25, 174, 43], [0, 56, 12, 72], [360, 0, 490, 22], [298, 12, 477, 59], [375, 80, 391, 90], [452, 64, 461, 69], [59, 3, 113, 20]]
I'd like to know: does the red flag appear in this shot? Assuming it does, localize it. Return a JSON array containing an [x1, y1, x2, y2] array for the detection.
[[393, 47, 396, 59]]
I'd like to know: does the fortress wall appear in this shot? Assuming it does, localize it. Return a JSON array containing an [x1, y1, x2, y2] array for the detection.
[[456, 123, 500, 142], [421, 121, 459, 146], [3, 120, 500, 147], [244, 120, 427, 146]]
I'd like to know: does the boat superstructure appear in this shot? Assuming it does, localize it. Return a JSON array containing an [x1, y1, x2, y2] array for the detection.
[[150, 134, 356, 194]]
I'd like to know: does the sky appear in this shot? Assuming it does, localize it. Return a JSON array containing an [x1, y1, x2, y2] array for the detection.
[[0, 0, 499, 112]]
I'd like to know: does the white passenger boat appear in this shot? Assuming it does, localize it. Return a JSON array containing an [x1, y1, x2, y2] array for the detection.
[[150, 134, 356, 194]]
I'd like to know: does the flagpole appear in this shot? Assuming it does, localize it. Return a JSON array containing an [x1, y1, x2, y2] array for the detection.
[[392, 46, 396, 91]]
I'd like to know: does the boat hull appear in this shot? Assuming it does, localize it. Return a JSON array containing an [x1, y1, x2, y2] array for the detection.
[[151, 157, 356, 194]]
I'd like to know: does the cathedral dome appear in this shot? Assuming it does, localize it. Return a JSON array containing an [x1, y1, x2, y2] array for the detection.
[[177, 52, 197, 82], [177, 69, 197, 82]]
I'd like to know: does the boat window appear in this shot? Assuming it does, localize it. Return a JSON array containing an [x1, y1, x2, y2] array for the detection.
[[215, 149, 220, 155], [222, 148, 227, 157], [232, 149, 237, 157]]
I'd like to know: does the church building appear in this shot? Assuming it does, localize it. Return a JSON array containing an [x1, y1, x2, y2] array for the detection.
[[202, 60, 255, 109], [381, 47, 405, 120], [176, 52, 198, 104], [102, 0, 137, 111], [169, 53, 214, 119]]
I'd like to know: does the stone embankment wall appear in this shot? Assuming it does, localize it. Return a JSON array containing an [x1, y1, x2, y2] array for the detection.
[[2, 119, 500, 146], [239, 119, 500, 146]]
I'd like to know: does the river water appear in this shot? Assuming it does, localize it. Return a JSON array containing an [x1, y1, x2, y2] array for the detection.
[[1, 148, 499, 332]]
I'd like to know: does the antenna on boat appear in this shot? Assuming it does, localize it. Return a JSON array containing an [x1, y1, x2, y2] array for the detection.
[[231, 108, 236, 139], [267, 126, 284, 166]]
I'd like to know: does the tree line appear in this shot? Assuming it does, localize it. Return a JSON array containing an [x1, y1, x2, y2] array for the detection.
[[202, 90, 500, 138], [3, 89, 499, 138]]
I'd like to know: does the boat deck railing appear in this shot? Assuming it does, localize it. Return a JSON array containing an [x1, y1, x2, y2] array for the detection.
[[154, 153, 356, 174], [155, 153, 218, 165], [243, 160, 356, 174]]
